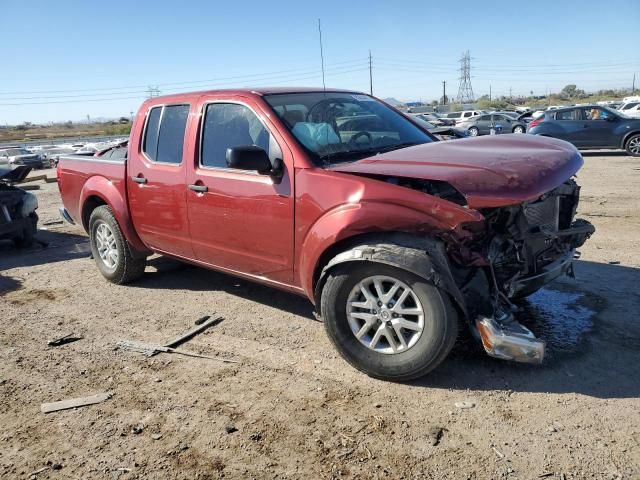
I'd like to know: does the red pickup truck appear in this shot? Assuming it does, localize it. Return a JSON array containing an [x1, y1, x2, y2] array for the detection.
[[58, 88, 594, 380]]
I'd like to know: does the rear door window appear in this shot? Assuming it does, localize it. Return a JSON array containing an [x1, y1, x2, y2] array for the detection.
[[142, 104, 190, 164], [555, 110, 576, 121]]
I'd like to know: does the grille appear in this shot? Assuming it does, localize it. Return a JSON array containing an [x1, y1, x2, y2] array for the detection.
[[523, 196, 559, 232]]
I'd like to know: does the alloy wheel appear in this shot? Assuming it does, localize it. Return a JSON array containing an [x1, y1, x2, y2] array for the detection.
[[346, 275, 425, 354], [95, 222, 118, 269], [629, 137, 640, 155]]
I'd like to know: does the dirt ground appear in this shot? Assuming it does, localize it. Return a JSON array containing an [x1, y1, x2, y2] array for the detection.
[[1, 152, 639, 480]]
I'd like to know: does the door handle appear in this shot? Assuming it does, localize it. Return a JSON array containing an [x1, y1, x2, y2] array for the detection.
[[132, 176, 147, 184], [188, 184, 208, 193]]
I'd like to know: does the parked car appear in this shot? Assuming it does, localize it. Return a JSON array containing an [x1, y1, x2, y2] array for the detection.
[[0, 147, 44, 169], [445, 110, 483, 124], [527, 105, 640, 156], [621, 104, 640, 118], [410, 116, 468, 139], [0, 165, 39, 247], [458, 113, 527, 136], [411, 112, 456, 126], [618, 101, 640, 117], [57, 88, 594, 380], [95, 140, 128, 159], [40, 146, 76, 167]]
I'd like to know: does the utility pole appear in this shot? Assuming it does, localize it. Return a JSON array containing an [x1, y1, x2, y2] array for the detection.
[[509, 87, 513, 100], [633, 73, 636, 94], [147, 86, 160, 98], [442, 81, 447, 105], [489, 85, 492, 101], [369, 50, 373, 95], [318, 19, 326, 90]]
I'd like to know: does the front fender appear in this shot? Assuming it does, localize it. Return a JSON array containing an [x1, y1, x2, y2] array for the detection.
[[298, 200, 481, 300], [313, 234, 467, 319], [79, 175, 147, 252]]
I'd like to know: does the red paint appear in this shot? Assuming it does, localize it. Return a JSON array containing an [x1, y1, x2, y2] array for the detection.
[[58, 88, 585, 303]]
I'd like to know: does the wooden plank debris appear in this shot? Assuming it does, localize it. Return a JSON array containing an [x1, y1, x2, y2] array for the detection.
[[116, 340, 239, 364], [41, 392, 112, 414], [47, 333, 83, 347], [163, 315, 224, 349]]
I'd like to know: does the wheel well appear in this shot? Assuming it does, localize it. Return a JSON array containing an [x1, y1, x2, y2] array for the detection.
[[81, 195, 107, 232], [622, 131, 640, 149]]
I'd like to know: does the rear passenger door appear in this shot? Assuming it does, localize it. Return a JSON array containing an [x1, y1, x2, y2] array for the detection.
[[127, 103, 194, 257], [552, 109, 584, 145], [185, 97, 295, 285], [474, 115, 493, 134]]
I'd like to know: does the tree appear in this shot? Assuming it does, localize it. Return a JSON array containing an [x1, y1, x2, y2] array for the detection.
[[560, 84, 586, 100]]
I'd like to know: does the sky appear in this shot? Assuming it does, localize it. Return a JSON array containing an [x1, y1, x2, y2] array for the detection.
[[1, 0, 638, 124]]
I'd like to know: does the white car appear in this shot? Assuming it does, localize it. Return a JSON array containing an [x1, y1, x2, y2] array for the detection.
[[621, 103, 640, 118], [445, 110, 483, 125], [619, 100, 640, 116]]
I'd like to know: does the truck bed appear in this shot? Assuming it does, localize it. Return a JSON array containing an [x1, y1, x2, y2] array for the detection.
[[57, 154, 127, 228]]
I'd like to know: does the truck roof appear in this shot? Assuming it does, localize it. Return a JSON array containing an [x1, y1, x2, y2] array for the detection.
[[144, 87, 362, 104]]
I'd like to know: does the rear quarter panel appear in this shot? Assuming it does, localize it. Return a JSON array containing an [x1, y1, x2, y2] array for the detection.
[[58, 155, 147, 252]]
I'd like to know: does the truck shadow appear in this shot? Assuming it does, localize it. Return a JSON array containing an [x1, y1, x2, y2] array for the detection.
[[0, 229, 90, 270], [139, 256, 318, 320], [416, 260, 640, 399]]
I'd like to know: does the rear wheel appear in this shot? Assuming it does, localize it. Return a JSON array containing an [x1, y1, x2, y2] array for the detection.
[[468, 126, 479, 137], [321, 263, 458, 381], [513, 125, 525, 134], [89, 205, 146, 284], [625, 134, 640, 157]]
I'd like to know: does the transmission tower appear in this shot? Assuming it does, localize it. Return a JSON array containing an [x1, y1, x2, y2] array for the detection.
[[456, 50, 475, 104]]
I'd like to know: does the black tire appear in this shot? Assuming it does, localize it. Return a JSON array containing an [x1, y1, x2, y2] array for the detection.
[[13, 213, 38, 248], [513, 125, 525, 134], [89, 205, 146, 284], [321, 262, 459, 381], [468, 126, 479, 137], [625, 134, 640, 157]]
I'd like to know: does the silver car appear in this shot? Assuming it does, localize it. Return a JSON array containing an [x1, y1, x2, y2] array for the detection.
[[0, 147, 44, 169]]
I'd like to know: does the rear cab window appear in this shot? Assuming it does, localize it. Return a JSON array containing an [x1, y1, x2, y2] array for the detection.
[[142, 104, 190, 164]]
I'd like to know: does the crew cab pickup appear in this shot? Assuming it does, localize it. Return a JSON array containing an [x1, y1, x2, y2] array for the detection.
[[58, 88, 594, 380]]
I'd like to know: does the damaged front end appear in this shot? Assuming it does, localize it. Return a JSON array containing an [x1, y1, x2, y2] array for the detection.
[[455, 178, 594, 364]]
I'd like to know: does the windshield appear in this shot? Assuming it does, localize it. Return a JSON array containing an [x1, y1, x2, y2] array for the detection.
[[264, 92, 433, 165]]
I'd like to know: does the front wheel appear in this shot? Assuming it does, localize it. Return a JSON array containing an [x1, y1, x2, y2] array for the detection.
[[513, 125, 525, 134], [321, 263, 458, 381], [468, 126, 479, 137], [89, 205, 146, 284], [626, 134, 640, 157]]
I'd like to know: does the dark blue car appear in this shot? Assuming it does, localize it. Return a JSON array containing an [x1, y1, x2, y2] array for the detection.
[[527, 105, 640, 156]]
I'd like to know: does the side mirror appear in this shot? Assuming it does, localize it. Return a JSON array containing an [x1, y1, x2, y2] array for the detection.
[[226, 146, 274, 175]]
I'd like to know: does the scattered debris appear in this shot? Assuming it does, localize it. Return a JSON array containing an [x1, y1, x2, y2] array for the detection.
[[547, 425, 557, 433], [194, 315, 210, 325], [427, 427, 445, 446], [42, 220, 64, 226], [163, 315, 224, 349], [131, 424, 144, 434], [116, 340, 239, 363], [455, 401, 476, 409], [608, 260, 621, 265], [20, 184, 40, 191], [538, 473, 554, 478], [28, 466, 49, 476], [225, 425, 238, 434], [47, 333, 83, 347], [492, 446, 505, 459], [152, 433, 163, 440], [41, 392, 113, 413]]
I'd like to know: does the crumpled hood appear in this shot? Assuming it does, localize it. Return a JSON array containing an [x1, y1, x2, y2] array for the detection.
[[328, 135, 583, 208]]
